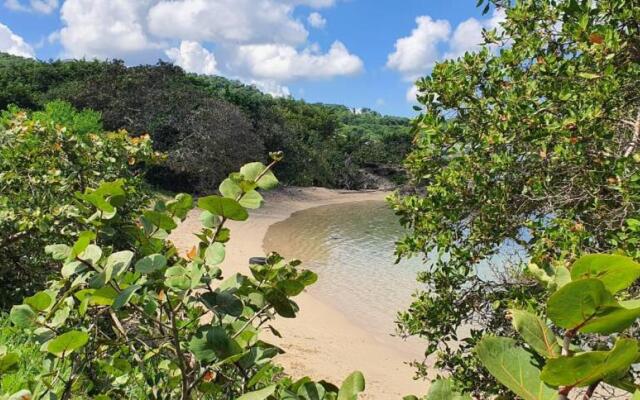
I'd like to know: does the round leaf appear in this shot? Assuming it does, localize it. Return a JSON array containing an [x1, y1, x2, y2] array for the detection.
[[47, 331, 89, 357]]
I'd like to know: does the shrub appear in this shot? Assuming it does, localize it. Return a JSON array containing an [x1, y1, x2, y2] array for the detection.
[[0, 101, 157, 308], [5, 158, 365, 399]]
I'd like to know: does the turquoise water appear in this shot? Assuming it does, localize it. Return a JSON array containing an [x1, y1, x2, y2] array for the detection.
[[263, 200, 425, 341]]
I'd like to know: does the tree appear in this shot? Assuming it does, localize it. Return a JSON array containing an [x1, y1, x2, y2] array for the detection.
[[389, 0, 640, 394]]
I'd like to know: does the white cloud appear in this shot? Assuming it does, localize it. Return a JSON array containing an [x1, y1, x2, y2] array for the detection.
[[388, 9, 506, 102], [444, 9, 505, 59], [231, 41, 363, 81], [284, 0, 335, 7], [148, 0, 308, 46], [0, 23, 35, 58], [248, 79, 291, 98], [59, 0, 162, 60], [4, 0, 58, 13], [166, 41, 218, 75], [307, 12, 326, 29], [406, 85, 419, 104], [386, 16, 451, 81]]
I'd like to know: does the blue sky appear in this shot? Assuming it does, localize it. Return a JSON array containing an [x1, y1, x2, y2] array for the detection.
[[0, 0, 502, 116]]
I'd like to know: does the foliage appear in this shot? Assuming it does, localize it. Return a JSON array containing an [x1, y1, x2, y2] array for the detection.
[[0, 101, 157, 308], [4, 157, 366, 399], [0, 54, 412, 192], [476, 254, 640, 399], [390, 0, 640, 394]]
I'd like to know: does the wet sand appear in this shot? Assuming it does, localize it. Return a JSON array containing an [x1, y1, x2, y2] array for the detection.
[[169, 187, 429, 399]]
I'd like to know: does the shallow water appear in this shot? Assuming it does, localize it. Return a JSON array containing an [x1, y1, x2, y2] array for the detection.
[[263, 200, 424, 345]]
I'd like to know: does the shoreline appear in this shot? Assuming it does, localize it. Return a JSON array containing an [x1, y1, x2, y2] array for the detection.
[[170, 187, 429, 399]]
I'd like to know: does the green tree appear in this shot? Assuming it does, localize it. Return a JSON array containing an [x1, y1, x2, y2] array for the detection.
[[390, 0, 640, 394]]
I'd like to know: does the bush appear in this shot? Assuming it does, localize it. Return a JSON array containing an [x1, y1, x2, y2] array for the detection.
[[4, 158, 365, 399], [0, 101, 157, 308]]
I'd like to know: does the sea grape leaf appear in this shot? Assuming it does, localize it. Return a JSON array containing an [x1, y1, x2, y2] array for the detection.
[[198, 196, 249, 221], [475, 336, 556, 400], [24, 292, 52, 312], [72, 231, 96, 257], [239, 190, 264, 209], [510, 309, 561, 358], [205, 243, 226, 265], [547, 279, 640, 334], [188, 326, 242, 362], [337, 371, 366, 400], [240, 162, 279, 190], [236, 385, 276, 400], [166, 193, 193, 219], [45, 244, 71, 261], [219, 178, 242, 199], [424, 379, 471, 400], [201, 291, 243, 317], [298, 382, 326, 400], [570, 254, 640, 294], [47, 330, 89, 357], [135, 254, 167, 274], [79, 244, 102, 266], [113, 285, 141, 310], [104, 251, 134, 280], [200, 210, 219, 228], [541, 339, 638, 387], [9, 304, 36, 328], [143, 210, 177, 231]]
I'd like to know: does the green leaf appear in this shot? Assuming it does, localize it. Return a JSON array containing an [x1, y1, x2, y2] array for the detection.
[[547, 279, 640, 334], [90, 287, 118, 306], [475, 336, 556, 400], [510, 309, 561, 358], [166, 193, 193, 219], [240, 162, 279, 190], [424, 379, 471, 400], [0, 347, 19, 373], [239, 190, 264, 209], [570, 254, 640, 294], [200, 210, 219, 228], [25, 292, 52, 312], [198, 196, 249, 221], [10, 304, 36, 328], [72, 231, 96, 256], [541, 339, 638, 387], [298, 382, 326, 400], [188, 326, 241, 362], [62, 261, 86, 278], [219, 178, 242, 199], [236, 385, 277, 400], [135, 254, 167, 274], [45, 244, 71, 261], [278, 280, 305, 296], [47, 330, 89, 357], [201, 291, 243, 317], [104, 251, 134, 280], [113, 285, 141, 310], [143, 210, 177, 231], [79, 244, 102, 266], [205, 243, 226, 265], [337, 371, 365, 400]]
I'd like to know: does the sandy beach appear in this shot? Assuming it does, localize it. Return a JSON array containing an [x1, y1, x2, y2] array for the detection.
[[170, 187, 429, 399]]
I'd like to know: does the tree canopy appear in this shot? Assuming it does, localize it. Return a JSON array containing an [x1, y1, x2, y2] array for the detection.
[[391, 0, 640, 395]]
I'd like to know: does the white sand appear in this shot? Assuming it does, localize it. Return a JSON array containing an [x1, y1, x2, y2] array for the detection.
[[170, 187, 429, 399]]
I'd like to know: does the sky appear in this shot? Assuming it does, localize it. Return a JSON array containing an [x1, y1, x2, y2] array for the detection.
[[0, 0, 503, 117]]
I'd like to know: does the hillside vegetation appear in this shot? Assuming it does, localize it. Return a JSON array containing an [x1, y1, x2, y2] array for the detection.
[[0, 53, 411, 193]]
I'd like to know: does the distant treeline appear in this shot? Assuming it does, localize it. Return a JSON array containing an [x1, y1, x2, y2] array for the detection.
[[0, 53, 412, 193]]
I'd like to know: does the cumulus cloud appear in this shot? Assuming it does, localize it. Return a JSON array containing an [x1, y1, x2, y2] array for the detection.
[[386, 16, 451, 80], [148, 0, 308, 46], [444, 9, 505, 59], [59, 0, 162, 60], [52, 0, 361, 93], [231, 41, 363, 81], [0, 23, 35, 58], [166, 41, 218, 75], [4, 0, 58, 13], [388, 9, 506, 102], [307, 12, 326, 29]]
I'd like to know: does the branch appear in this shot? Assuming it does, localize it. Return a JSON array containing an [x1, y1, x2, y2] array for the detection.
[[623, 109, 640, 157]]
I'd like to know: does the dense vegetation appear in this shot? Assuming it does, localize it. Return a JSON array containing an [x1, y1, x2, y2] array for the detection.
[[4, 154, 366, 399], [391, 0, 640, 397], [0, 102, 157, 308], [0, 54, 411, 193]]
